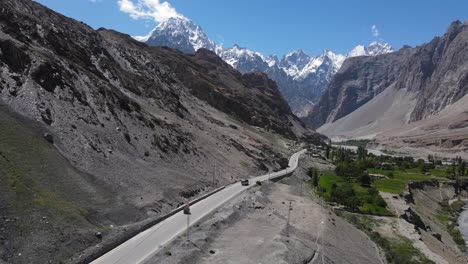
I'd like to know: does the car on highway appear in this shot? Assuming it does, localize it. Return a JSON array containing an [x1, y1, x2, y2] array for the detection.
[[240, 179, 250, 186]]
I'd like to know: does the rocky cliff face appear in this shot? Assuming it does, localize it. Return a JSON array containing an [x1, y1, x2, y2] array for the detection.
[[0, 1, 323, 263], [306, 21, 468, 129], [400, 21, 468, 122], [305, 49, 411, 128]]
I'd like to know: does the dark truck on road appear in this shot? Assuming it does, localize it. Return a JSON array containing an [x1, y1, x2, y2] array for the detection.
[[241, 179, 250, 186]]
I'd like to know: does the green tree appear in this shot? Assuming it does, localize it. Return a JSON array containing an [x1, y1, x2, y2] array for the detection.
[[335, 162, 364, 181], [399, 161, 410, 171], [452, 161, 457, 177], [368, 187, 379, 196], [358, 172, 372, 187], [447, 165, 456, 180], [386, 171, 394, 178], [420, 163, 434, 173], [346, 196, 361, 212], [308, 167, 320, 187], [312, 170, 319, 187], [374, 195, 387, 208], [316, 186, 326, 196], [357, 146, 368, 160], [332, 183, 355, 203], [428, 154, 434, 163], [458, 160, 466, 176]]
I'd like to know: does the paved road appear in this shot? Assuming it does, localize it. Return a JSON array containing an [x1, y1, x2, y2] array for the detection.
[[91, 149, 306, 264]]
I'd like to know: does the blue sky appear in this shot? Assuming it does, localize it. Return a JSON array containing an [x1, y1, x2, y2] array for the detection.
[[34, 0, 468, 57]]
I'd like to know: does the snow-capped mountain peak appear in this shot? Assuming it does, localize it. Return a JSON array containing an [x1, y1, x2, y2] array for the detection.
[[321, 50, 347, 69], [348, 42, 394, 57], [367, 41, 394, 56], [295, 50, 346, 81], [134, 17, 216, 53], [284, 49, 309, 60], [281, 50, 310, 68], [216, 44, 269, 73], [278, 50, 311, 77], [347, 45, 366, 57], [266, 55, 280, 67]]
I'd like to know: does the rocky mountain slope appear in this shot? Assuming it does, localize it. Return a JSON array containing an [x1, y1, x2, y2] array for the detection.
[[374, 93, 468, 159], [309, 21, 468, 156], [307, 49, 411, 128], [136, 17, 393, 117], [0, 0, 324, 263]]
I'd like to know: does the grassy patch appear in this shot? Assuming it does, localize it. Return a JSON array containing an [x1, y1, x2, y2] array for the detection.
[[369, 168, 447, 194], [239, 160, 250, 168], [384, 236, 435, 264], [318, 173, 343, 197], [2, 157, 88, 218], [338, 210, 379, 231], [429, 168, 448, 177], [0, 108, 92, 227], [374, 178, 407, 194], [447, 225, 466, 252], [435, 212, 450, 223], [316, 172, 393, 216]]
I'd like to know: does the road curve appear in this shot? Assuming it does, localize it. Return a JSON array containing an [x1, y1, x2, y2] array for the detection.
[[91, 149, 306, 264]]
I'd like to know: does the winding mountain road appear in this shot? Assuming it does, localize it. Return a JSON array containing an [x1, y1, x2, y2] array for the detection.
[[91, 149, 306, 264]]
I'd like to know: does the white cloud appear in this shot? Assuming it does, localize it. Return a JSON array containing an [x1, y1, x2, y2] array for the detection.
[[371, 25, 379, 37], [118, 0, 183, 23]]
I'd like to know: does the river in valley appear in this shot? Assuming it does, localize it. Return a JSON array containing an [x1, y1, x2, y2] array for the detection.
[[458, 206, 468, 246]]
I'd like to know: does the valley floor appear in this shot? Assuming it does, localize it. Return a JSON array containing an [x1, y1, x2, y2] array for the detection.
[[319, 91, 468, 161], [145, 155, 384, 264], [145, 152, 468, 264]]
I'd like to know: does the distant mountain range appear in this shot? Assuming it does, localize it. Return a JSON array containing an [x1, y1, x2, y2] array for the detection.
[[135, 17, 468, 158], [135, 17, 394, 117]]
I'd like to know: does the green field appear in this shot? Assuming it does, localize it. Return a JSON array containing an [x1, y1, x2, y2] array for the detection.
[[318, 172, 393, 216], [369, 168, 448, 194], [316, 164, 453, 213], [385, 236, 435, 264]]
